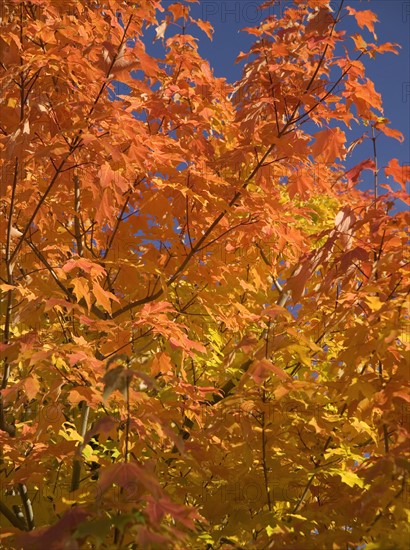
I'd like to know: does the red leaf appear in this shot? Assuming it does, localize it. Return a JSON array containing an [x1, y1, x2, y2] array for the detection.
[[83, 416, 119, 445], [16, 508, 90, 550], [306, 8, 334, 36], [63, 259, 105, 278], [138, 527, 170, 547], [97, 462, 162, 499], [345, 159, 375, 185]]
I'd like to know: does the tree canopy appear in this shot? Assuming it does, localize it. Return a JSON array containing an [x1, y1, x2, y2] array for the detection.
[[0, 0, 409, 548]]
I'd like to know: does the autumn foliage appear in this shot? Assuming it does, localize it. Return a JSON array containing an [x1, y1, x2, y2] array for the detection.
[[0, 0, 409, 548]]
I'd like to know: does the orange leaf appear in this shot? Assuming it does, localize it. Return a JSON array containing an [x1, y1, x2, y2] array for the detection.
[[24, 376, 40, 400], [151, 352, 173, 376], [376, 125, 404, 142], [193, 19, 214, 41], [168, 2, 189, 22], [306, 8, 334, 36], [311, 127, 346, 163], [63, 259, 105, 278], [250, 359, 291, 383], [347, 7, 378, 38], [71, 277, 91, 311], [92, 282, 119, 313], [385, 158, 410, 191]]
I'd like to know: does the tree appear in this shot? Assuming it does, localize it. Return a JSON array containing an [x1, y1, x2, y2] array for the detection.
[[0, 0, 409, 548]]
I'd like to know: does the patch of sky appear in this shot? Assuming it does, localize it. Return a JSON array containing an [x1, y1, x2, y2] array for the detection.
[[167, 128, 178, 140], [177, 161, 191, 172], [173, 217, 182, 234], [287, 303, 301, 319], [108, 81, 131, 101], [132, 109, 148, 123]]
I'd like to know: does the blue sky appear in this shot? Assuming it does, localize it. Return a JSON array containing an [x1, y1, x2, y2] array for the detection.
[[142, 1, 409, 200], [192, 0, 409, 168]]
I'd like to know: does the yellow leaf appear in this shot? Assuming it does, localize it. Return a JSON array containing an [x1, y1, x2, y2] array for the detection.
[[0, 284, 16, 291], [365, 295, 384, 311], [331, 469, 366, 488]]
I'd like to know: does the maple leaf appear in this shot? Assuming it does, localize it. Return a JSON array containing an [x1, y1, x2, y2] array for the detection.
[[192, 18, 214, 41], [16, 508, 90, 550], [1, 1, 408, 546], [92, 281, 119, 313], [384, 158, 410, 190], [306, 8, 334, 36], [102, 365, 132, 400], [23, 376, 40, 400], [332, 468, 367, 489], [71, 277, 91, 311], [345, 159, 375, 185], [168, 2, 189, 22], [311, 127, 346, 163], [346, 132, 368, 155], [347, 7, 378, 39], [155, 20, 168, 42], [97, 462, 162, 499], [63, 259, 106, 279], [249, 359, 291, 383], [150, 352, 173, 376]]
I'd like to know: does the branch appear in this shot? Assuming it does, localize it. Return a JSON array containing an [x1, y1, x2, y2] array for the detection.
[[23, 237, 106, 320], [10, 152, 77, 265], [195, 215, 257, 252], [70, 401, 90, 492], [292, 403, 347, 514], [10, 15, 134, 266], [18, 483, 34, 530], [165, 282, 291, 461], [103, 198, 130, 258], [261, 386, 272, 511], [365, 474, 406, 533], [74, 173, 83, 257], [112, 146, 278, 319], [1, 158, 19, 434], [285, 0, 346, 125], [0, 499, 28, 531], [291, 51, 365, 128]]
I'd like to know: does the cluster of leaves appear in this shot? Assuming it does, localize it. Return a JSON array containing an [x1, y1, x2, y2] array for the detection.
[[0, 0, 409, 548]]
